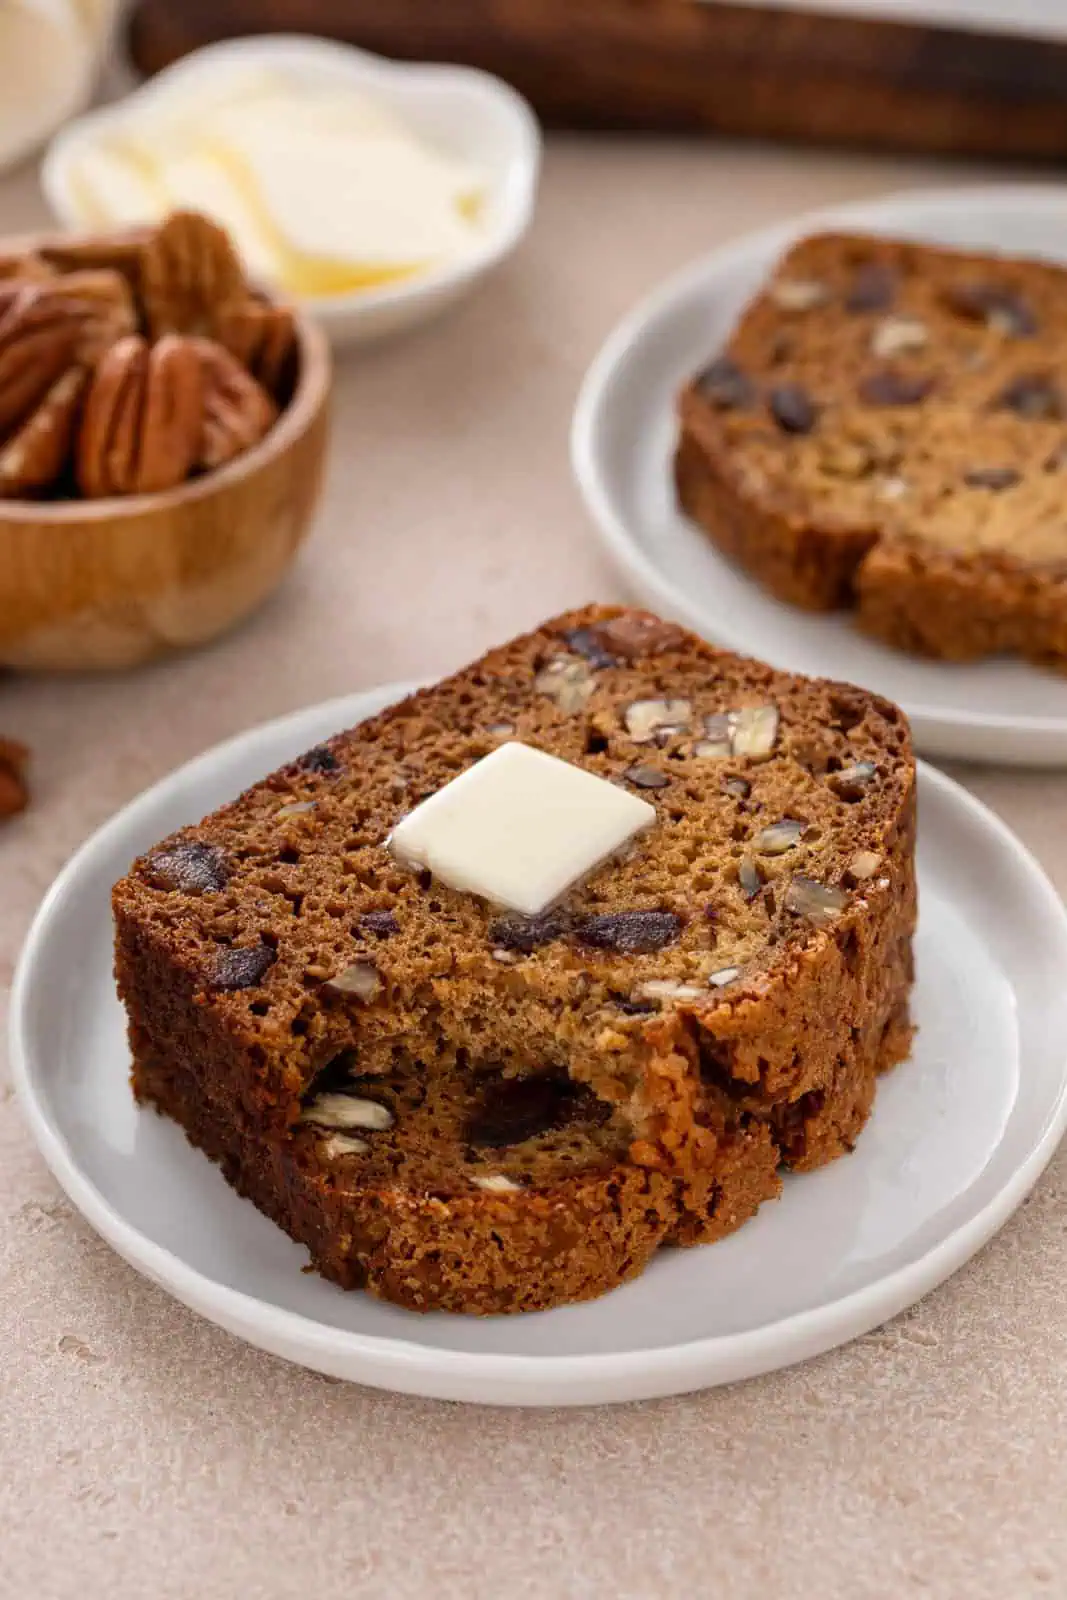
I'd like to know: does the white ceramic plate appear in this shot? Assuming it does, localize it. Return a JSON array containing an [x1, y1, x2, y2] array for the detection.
[[42, 35, 541, 347], [572, 184, 1067, 767], [12, 684, 1067, 1406]]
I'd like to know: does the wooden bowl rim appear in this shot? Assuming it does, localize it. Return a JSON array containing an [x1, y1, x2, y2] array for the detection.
[[0, 242, 331, 525]]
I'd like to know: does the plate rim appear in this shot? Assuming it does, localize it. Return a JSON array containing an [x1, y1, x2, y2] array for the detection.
[[11, 681, 1067, 1405], [571, 181, 1067, 762]]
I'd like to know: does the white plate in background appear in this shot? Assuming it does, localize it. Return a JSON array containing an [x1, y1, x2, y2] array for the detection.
[[572, 185, 1067, 766], [12, 684, 1067, 1406], [42, 34, 541, 346]]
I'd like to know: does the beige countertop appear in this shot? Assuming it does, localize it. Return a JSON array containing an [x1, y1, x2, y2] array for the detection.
[[2, 136, 1066, 1600]]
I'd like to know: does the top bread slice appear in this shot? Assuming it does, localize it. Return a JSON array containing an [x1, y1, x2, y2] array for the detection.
[[113, 605, 916, 1175], [676, 231, 1067, 668]]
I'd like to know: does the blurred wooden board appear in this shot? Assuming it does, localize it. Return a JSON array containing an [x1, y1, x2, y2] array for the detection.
[[128, 0, 1067, 161]]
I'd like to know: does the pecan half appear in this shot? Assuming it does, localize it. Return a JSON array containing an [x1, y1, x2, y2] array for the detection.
[[141, 211, 246, 340], [77, 333, 203, 498], [194, 338, 278, 470], [37, 270, 138, 363], [0, 367, 87, 498], [216, 297, 298, 396], [0, 286, 81, 438], [40, 226, 151, 285]]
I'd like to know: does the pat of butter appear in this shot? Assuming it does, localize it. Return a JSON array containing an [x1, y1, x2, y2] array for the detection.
[[389, 742, 656, 917]]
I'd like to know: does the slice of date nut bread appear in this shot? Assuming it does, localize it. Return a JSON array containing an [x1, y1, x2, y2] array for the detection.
[[133, 1041, 784, 1313], [115, 605, 916, 1204], [677, 231, 1067, 667]]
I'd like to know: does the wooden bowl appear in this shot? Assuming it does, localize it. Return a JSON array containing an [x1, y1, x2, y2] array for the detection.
[[0, 305, 331, 671]]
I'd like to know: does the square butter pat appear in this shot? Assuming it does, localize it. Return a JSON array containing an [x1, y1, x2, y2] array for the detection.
[[388, 742, 656, 916]]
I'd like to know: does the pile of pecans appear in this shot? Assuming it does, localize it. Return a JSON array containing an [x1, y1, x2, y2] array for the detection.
[[0, 210, 297, 501]]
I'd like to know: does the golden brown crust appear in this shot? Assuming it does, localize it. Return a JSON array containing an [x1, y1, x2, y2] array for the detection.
[[676, 230, 1067, 666]]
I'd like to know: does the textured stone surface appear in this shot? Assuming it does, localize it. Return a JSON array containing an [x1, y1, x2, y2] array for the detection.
[[2, 121, 1067, 1599]]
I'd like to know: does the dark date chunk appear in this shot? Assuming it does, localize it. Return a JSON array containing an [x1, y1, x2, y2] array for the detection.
[[208, 941, 275, 991], [943, 282, 1038, 337], [562, 627, 618, 669], [489, 910, 570, 953], [845, 261, 897, 313], [994, 374, 1062, 420], [360, 911, 400, 937], [696, 356, 757, 411], [145, 841, 228, 894], [574, 909, 683, 954], [593, 614, 685, 660], [297, 744, 340, 774], [768, 383, 818, 435], [467, 1074, 610, 1148], [858, 369, 933, 407], [963, 466, 1021, 491]]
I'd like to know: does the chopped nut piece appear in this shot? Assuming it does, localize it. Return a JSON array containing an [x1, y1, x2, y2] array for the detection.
[[324, 961, 382, 1001], [770, 278, 830, 312], [276, 800, 316, 819], [848, 850, 884, 881], [534, 655, 595, 714], [708, 966, 742, 988], [870, 316, 928, 359], [738, 858, 761, 900], [785, 876, 848, 924], [300, 1093, 394, 1131], [730, 705, 779, 758], [473, 1174, 523, 1193], [830, 761, 877, 799], [321, 1133, 371, 1159], [624, 698, 692, 743], [695, 712, 733, 758], [754, 818, 804, 855], [623, 763, 671, 789], [635, 979, 708, 1003]]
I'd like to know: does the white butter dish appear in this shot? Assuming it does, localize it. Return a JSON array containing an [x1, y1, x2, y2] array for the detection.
[[42, 33, 542, 347]]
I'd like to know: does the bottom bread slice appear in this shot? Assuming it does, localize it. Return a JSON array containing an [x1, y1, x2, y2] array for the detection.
[[132, 1000, 911, 1314]]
